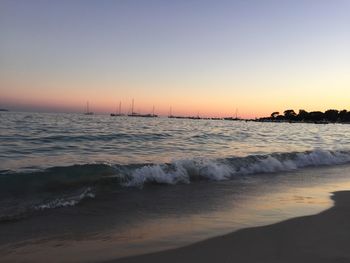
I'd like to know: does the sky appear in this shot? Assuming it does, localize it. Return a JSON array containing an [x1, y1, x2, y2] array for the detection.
[[0, 0, 349, 118]]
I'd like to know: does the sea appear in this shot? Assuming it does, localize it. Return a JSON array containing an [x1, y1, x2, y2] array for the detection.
[[1, 111, 350, 262]]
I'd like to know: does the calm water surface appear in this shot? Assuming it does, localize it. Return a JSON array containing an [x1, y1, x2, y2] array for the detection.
[[1, 111, 349, 170]]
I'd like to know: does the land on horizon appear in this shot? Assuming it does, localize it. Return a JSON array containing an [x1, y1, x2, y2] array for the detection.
[[257, 109, 350, 124], [4, 108, 350, 125]]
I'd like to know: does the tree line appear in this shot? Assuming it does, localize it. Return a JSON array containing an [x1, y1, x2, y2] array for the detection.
[[259, 109, 350, 123]]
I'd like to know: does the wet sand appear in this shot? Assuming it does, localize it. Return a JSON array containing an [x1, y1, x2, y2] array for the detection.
[[108, 191, 350, 263]]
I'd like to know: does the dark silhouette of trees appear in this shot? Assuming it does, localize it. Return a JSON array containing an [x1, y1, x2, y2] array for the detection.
[[308, 111, 324, 122], [324, 109, 339, 122], [284, 110, 297, 120], [259, 108, 350, 124], [270, 112, 279, 119], [338, 110, 350, 122], [297, 110, 309, 121]]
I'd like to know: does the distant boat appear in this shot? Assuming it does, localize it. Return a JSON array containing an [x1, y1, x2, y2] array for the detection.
[[128, 113, 158, 118], [224, 108, 240, 121], [0, 109, 9, 112], [168, 106, 174, 118], [223, 117, 240, 121], [127, 99, 158, 118], [111, 101, 124, 117], [167, 115, 201, 120], [84, 102, 94, 115]]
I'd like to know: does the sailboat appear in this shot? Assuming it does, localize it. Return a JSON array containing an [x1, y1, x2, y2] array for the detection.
[[111, 101, 124, 116], [127, 99, 158, 118], [168, 106, 175, 118], [224, 108, 240, 121], [84, 101, 94, 115]]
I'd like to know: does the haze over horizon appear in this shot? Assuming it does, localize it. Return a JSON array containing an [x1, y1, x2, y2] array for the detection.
[[1, 0, 349, 118]]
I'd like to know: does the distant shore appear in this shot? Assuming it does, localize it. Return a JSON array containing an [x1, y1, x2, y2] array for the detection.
[[108, 191, 350, 263], [3, 110, 350, 125], [257, 109, 350, 124]]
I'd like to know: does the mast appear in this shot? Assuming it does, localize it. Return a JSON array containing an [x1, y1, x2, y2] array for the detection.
[[152, 105, 155, 116], [119, 101, 122, 115], [131, 99, 134, 115]]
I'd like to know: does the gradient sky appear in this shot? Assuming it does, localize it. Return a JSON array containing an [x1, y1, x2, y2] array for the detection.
[[1, 0, 349, 118]]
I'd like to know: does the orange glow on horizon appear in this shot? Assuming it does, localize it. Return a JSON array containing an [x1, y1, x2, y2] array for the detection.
[[2, 69, 350, 119], [3, 91, 350, 120]]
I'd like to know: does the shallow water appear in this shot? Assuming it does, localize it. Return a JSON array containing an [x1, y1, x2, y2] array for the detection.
[[1, 164, 350, 263]]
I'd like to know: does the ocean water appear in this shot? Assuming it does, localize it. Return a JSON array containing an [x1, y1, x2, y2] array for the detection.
[[1, 111, 350, 262]]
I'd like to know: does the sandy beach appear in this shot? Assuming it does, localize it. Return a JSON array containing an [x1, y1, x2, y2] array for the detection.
[[108, 191, 350, 263]]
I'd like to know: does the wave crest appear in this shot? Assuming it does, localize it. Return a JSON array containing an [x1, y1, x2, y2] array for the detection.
[[1, 149, 350, 219], [2, 149, 350, 190], [122, 149, 350, 187]]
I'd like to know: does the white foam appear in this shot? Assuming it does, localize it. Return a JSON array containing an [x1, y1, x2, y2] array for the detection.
[[124, 162, 190, 187], [295, 149, 350, 167], [35, 188, 95, 210], [240, 156, 295, 174], [123, 149, 350, 188]]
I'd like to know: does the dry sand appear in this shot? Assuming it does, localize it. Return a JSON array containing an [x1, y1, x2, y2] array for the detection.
[[106, 191, 350, 263]]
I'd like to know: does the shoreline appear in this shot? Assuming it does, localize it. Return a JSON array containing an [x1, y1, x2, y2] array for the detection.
[[107, 190, 350, 263], [2, 164, 350, 263]]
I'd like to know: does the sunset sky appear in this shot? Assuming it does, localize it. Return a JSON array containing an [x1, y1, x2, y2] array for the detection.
[[1, 0, 349, 118]]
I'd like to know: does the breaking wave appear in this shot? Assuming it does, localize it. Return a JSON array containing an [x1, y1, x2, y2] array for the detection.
[[1, 149, 350, 221], [123, 149, 350, 187]]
